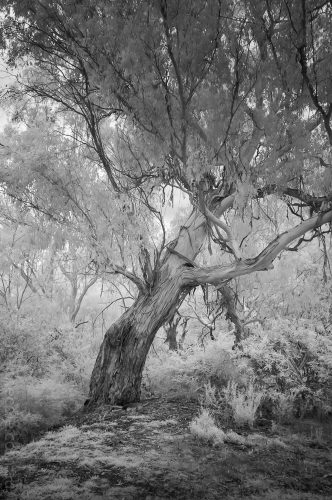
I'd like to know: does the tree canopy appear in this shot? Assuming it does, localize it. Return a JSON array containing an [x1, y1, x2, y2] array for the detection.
[[0, 0, 332, 406], [1, 1, 331, 233]]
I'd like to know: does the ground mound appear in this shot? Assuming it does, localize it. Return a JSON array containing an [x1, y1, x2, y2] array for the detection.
[[1, 399, 332, 499]]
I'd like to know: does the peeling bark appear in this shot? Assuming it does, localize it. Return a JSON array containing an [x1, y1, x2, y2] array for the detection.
[[88, 274, 188, 405]]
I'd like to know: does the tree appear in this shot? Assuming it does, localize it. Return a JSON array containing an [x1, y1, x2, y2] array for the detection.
[[0, 0, 331, 406], [164, 313, 183, 351]]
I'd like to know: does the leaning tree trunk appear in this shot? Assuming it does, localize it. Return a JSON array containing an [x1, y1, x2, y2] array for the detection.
[[88, 208, 209, 407], [87, 192, 240, 407], [88, 281, 183, 405]]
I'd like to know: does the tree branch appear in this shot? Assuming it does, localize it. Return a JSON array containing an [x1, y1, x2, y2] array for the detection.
[[71, 276, 98, 322], [257, 185, 332, 212], [105, 263, 146, 293], [183, 209, 332, 286]]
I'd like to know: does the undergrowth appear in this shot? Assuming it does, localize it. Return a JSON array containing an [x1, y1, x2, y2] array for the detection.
[[0, 375, 85, 453], [2, 277, 331, 455], [143, 331, 248, 401], [189, 407, 288, 449], [0, 303, 100, 453], [144, 317, 332, 432]]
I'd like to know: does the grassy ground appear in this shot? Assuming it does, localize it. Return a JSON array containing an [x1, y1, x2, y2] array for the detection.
[[1, 399, 332, 499]]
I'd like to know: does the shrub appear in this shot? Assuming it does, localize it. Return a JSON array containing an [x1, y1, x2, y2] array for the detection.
[[0, 375, 85, 451], [189, 409, 225, 445], [143, 334, 246, 400], [3, 376, 84, 421], [189, 410, 287, 450], [223, 381, 264, 428], [201, 380, 220, 408], [0, 411, 44, 454], [238, 319, 332, 420], [143, 348, 201, 401]]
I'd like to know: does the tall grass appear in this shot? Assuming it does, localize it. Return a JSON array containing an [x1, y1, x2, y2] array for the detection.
[[223, 380, 264, 428]]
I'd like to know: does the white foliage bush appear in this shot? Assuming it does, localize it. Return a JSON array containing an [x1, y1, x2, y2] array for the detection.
[[223, 381, 264, 428], [189, 409, 287, 449], [202, 380, 220, 408], [143, 347, 200, 400], [143, 333, 247, 400], [190, 409, 225, 445], [240, 319, 332, 418], [0, 275, 112, 451], [52, 323, 101, 393]]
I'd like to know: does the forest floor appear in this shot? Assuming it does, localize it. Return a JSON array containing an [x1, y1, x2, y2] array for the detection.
[[1, 398, 332, 499]]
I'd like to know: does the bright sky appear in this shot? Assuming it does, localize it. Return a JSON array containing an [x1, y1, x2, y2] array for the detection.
[[0, 108, 7, 130], [0, 60, 15, 130]]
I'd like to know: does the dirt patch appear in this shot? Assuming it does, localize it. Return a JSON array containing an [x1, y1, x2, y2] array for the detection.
[[1, 399, 332, 499]]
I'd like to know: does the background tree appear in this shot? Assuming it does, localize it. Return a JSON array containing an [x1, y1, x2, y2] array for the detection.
[[0, 0, 331, 406]]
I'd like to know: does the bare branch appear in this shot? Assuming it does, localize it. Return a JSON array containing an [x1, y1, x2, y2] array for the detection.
[[71, 276, 98, 322], [105, 262, 146, 293], [184, 209, 332, 286]]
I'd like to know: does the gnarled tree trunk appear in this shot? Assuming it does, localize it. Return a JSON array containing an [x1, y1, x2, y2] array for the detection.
[[88, 194, 239, 408], [88, 276, 187, 405], [87, 209, 208, 406]]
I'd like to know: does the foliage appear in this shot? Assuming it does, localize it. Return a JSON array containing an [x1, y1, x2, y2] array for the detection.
[[189, 408, 288, 448], [143, 332, 244, 400], [0, 373, 85, 451], [0, 294, 102, 382], [241, 319, 332, 418], [2, 0, 332, 202], [0, 411, 43, 454], [189, 409, 225, 445], [222, 381, 264, 428], [3, 376, 83, 421], [0, 283, 107, 448]]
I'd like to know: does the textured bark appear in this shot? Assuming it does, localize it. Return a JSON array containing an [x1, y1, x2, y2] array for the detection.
[[88, 274, 187, 405]]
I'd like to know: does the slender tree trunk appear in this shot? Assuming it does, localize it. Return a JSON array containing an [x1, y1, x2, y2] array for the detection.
[[218, 285, 245, 347], [165, 324, 178, 351], [165, 315, 182, 351], [178, 318, 188, 350]]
